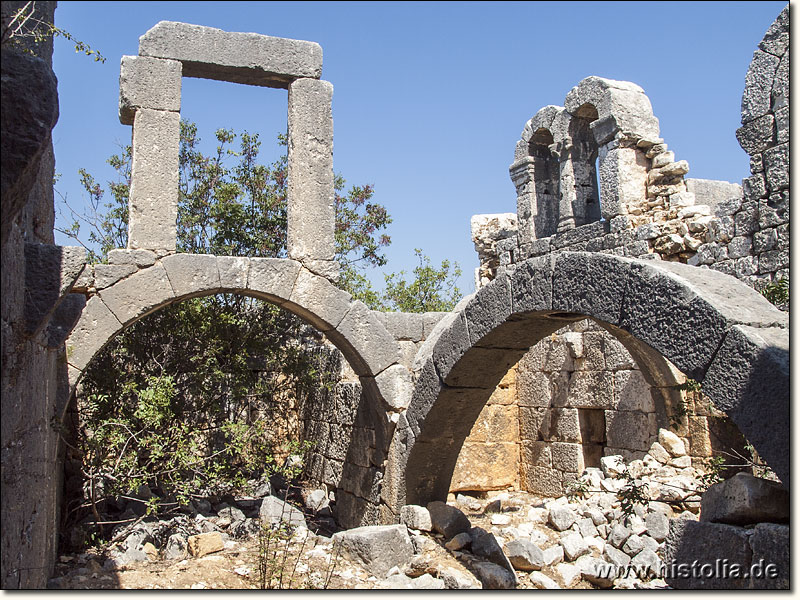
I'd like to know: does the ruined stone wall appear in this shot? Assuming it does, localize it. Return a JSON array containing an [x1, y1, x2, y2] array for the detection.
[[1, 1, 67, 588]]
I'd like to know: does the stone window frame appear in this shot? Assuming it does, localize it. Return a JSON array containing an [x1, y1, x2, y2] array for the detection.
[[117, 21, 337, 279]]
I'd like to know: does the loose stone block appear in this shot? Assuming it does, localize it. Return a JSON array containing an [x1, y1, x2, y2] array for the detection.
[[287, 78, 335, 264], [700, 472, 788, 525], [332, 524, 413, 578], [139, 21, 323, 87], [426, 501, 470, 539], [128, 109, 180, 252], [400, 505, 431, 531], [119, 55, 181, 125], [187, 532, 223, 557]]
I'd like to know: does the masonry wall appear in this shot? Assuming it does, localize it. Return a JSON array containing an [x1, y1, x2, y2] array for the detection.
[[1, 1, 66, 587]]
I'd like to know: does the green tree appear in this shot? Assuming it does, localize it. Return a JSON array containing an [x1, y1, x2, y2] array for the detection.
[[382, 249, 462, 312], [59, 121, 461, 537]]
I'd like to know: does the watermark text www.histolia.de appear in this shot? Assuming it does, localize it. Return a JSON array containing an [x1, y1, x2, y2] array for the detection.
[[597, 559, 780, 582]]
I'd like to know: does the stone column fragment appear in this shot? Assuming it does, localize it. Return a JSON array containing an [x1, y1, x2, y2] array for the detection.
[[597, 145, 647, 220], [287, 78, 336, 277], [127, 109, 181, 252]]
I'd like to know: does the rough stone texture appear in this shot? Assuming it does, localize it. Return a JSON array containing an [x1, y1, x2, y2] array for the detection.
[[118, 55, 181, 125], [399, 505, 431, 531], [247, 257, 300, 302], [127, 108, 180, 252], [506, 540, 545, 571], [426, 501, 470, 539], [186, 532, 224, 557], [160, 253, 221, 298], [98, 262, 175, 325], [259, 496, 307, 529], [64, 296, 122, 374], [472, 560, 517, 589], [139, 21, 323, 87], [333, 302, 400, 377], [700, 472, 789, 525], [749, 523, 789, 589], [287, 78, 335, 266], [332, 524, 413, 577], [663, 519, 752, 589], [286, 268, 351, 332]]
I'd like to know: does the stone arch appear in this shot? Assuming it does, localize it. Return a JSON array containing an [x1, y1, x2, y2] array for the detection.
[[564, 77, 657, 222], [389, 251, 788, 508], [65, 254, 408, 426]]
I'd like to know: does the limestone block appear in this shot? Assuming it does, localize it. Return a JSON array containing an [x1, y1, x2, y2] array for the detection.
[[161, 253, 221, 298], [740, 50, 780, 124], [539, 407, 580, 443], [735, 114, 775, 156], [430, 311, 470, 382], [521, 466, 562, 497], [215, 256, 250, 290], [128, 109, 180, 252], [93, 264, 137, 290], [703, 325, 789, 488], [613, 370, 654, 412], [374, 311, 425, 341], [472, 560, 517, 589], [763, 142, 788, 191], [775, 105, 788, 144], [551, 442, 584, 472], [466, 403, 518, 442], [463, 271, 512, 345], [65, 296, 122, 372], [605, 411, 651, 451], [560, 532, 589, 562], [700, 472, 788, 525], [400, 505, 431, 531], [603, 336, 637, 371], [663, 520, 752, 589], [658, 428, 686, 457], [107, 248, 158, 267], [332, 302, 400, 376], [119, 55, 181, 125], [450, 442, 518, 492], [287, 78, 334, 263], [332, 524, 413, 577], [98, 262, 175, 325], [506, 540, 545, 571], [373, 364, 411, 411], [758, 192, 789, 229], [187, 532, 223, 557], [285, 267, 351, 332], [139, 21, 322, 87], [758, 6, 789, 56], [749, 523, 789, 589], [598, 146, 648, 219], [771, 51, 789, 110], [520, 439, 552, 468], [509, 255, 554, 314], [553, 252, 633, 327], [565, 371, 614, 409]]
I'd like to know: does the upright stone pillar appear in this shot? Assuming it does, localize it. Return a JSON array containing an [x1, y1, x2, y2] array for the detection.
[[287, 78, 337, 280], [597, 144, 647, 220], [119, 55, 182, 253], [556, 140, 577, 233], [509, 157, 536, 248]]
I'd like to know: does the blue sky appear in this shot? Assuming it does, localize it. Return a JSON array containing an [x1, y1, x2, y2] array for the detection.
[[51, 1, 787, 296]]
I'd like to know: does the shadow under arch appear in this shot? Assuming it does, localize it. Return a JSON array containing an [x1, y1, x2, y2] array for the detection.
[[65, 254, 403, 448], [395, 252, 789, 508]]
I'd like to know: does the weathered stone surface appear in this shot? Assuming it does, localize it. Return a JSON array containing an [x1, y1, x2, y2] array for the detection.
[[469, 527, 517, 578], [128, 109, 180, 252], [548, 505, 577, 531], [287, 78, 334, 264], [464, 272, 512, 344], [285, 268, 351, 332], [375, 311, 425, 342], [553, 252, 632, 326], [259, 496, 306, 529], [450, 442, 518, 492], [658, 429, 686, 457], [99, 262, 175, 325], [700, 472, 788, 525], [506, 539, 545, 571], [560, 532, 589, 562], [763, 142, 788, 191], [703, 325, 789, 488], [758, 5, 789, 56], [472, 560, 516, 589], [664, 520, 753, 589], [735, 114, 775, 156], [0, 46, 59, 248], [445, 531, 471, 551], [92, 264, 137, 290], [161, 253, 221, 298], [107, 249, 157, 268], [45, 293, 86, 349], [23, 244, 87, 335], [645, 510, 669, 542], [426, 501, 470, 539], [333, 302, 401, 377], [187, 532, 224, 557], [530, 571, 561, 589], [139, 21, 322, 87], [509, 256, 554, 314], [740, 50, 780, 124], [605, 410, 650, 452], [399, 505, 431, 532], [246, 257, 299, 302], [332, 524, 413, 577], [65, 295, 122, 372], [749, 523, 789, 589], [119, 55, 181, 125], [214, 255, 250, 290]]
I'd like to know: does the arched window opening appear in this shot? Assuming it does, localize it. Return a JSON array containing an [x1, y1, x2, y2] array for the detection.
[[567, 103, 602, 226]]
